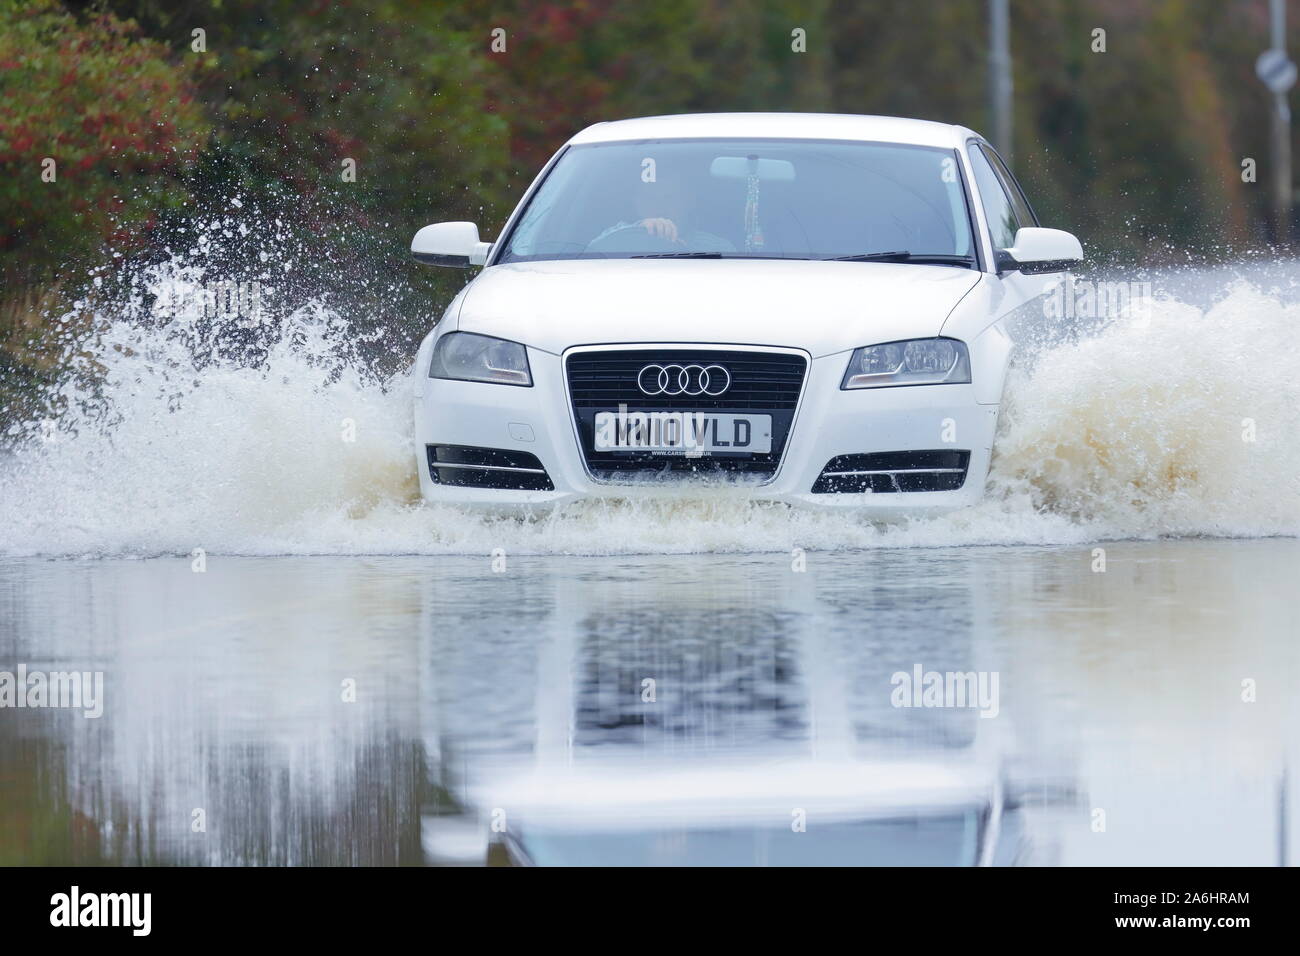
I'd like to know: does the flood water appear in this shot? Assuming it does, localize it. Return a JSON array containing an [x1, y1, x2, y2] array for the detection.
[[1, 539, 1294, 866], [1, 261, 1298, 864]]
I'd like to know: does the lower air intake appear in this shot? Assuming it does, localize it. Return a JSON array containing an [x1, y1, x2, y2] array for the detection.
[[427, 445, 554, 491], [811, 450, 970, 494]]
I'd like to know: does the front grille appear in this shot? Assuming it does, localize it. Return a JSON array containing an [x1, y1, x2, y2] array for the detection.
[[811, 450, 970, 494], [566, 348, 807, 478], [427, 444, 554, 491]]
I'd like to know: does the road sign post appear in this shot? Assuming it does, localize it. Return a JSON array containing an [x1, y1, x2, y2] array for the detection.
[[1257, 0, 1296, 244], [988, 0, 1013, 170]]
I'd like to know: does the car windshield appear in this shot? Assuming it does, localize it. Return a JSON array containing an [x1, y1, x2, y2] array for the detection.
[[497, 138, 976, 264]]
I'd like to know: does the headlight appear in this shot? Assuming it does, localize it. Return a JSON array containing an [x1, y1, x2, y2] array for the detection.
[[429, 332, 532, 386], [841, 337, 970, 389]]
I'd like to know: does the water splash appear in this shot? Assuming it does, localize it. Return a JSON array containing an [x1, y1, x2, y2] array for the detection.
[[1, 261, 1297, 557]]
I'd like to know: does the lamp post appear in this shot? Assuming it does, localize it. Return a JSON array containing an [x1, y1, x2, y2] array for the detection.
[[1256, 0, 1296, 244], [988, 0, 1013, 168]]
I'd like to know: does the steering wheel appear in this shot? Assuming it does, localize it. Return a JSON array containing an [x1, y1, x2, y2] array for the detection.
[[585, 223, 681, 255]]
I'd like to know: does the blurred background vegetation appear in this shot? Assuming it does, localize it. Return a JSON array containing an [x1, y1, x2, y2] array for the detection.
[[0, 0, 1294, 413]]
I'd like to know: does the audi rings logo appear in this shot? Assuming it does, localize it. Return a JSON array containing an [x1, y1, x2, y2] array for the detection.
[[637, 363, 732, 397]]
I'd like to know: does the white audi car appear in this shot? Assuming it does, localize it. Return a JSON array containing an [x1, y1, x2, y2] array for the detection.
[[410, 113, 1082, 511]]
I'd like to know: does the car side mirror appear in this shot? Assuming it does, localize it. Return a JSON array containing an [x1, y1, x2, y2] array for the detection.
[[411, 222, 492, 268], [996, 227, 1083, 275]]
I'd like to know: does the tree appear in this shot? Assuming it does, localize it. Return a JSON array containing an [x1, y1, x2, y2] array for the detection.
[[0, 0, 210, 283]]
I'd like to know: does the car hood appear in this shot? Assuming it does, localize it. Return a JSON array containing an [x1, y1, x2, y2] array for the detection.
[[454, 259, 980, 357]]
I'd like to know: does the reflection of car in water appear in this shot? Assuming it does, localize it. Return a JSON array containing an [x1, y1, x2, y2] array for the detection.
[[422, 743, 1081, 867], [409, 113, 1084, 513], [418, 559, 1081, 867], [484, 756, 1012, 867]]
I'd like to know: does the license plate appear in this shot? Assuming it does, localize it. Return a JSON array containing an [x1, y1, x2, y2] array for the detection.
[[594, 411, 773, 454]]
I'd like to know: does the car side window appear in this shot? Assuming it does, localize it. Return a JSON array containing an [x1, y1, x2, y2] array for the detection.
[[980, 145, 1036, 229], [967, 144, 1019, 250]]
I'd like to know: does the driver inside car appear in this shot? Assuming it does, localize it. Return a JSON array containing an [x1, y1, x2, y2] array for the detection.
[[588, 167, 735, 253]]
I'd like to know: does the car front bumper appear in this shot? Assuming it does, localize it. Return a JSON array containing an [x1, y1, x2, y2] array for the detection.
[[414, 345, 999, 514]]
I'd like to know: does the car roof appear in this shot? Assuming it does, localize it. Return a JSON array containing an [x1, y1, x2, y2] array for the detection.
[[568, 112, 971, 149]]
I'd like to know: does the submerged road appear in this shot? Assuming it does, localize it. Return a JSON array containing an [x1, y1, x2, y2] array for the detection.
[[0, 538, 1295, 865]]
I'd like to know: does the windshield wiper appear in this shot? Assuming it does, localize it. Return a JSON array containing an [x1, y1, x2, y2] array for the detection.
[[631, 252, 723, 258], [630, 252, 815, 260], [828, 251, 975, 267]]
